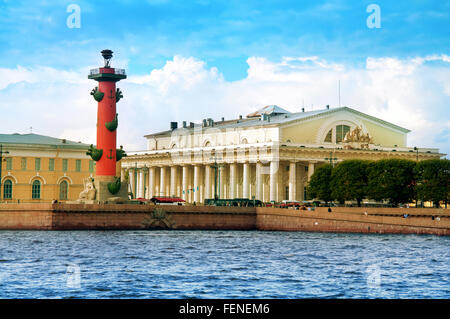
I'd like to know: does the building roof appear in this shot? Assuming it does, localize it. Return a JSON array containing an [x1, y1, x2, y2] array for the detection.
[[246, 105, 290, 117], [0, 133, 91, 149], [144, 106, 411, 138]]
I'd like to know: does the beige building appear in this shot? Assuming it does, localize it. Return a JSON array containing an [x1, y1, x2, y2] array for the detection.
[[0, 133, 93, 203], [121, 105, 443, 203]]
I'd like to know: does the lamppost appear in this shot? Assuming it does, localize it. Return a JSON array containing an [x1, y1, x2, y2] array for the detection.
[[210, 154, 224, 203], [0, 144, 10, 201], [324, 151, 338, 167], [414, 147, 419, 161], [143, 165, 148, 198]]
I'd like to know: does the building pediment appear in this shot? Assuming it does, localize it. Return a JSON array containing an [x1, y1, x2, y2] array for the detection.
[[280, 107, 410, 148]]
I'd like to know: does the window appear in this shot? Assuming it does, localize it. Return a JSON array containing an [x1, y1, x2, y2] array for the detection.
[[336, 125, 350, 143], [3, 180, 12, 199], [324, 129, 332, 143], [49, 158, 55, 171], [285, 186, 289, 200], [32, 180, 41, 199], [35, 158, 41, 171], [75, 160, 81, 172], [21, 158, 27, 170], [6, 158, 12, 170], [59, 181, 68, 200], [89, 160, 95, 173], [62, 159, 68, 172]]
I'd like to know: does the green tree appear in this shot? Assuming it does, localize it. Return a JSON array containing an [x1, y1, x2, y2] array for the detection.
[[367, 159, 416, 206], [414, 159, 450, 208], [307, 164, 332, 203], [330, 160, 369, 207]]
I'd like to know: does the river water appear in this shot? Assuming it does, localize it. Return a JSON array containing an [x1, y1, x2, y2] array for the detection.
[[0, 230, 448, 299]]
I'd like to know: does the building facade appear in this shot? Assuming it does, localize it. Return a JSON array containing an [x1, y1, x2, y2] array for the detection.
[[0, 133, 93, 203], [121, 106, 443, 203]]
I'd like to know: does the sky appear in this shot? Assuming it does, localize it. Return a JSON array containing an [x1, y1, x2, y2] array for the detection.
[[0, 0, 449, 156]]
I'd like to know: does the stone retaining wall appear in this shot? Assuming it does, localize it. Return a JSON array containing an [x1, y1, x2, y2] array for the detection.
[[0, 203, 448, 235], [256, 208, 449, 235]]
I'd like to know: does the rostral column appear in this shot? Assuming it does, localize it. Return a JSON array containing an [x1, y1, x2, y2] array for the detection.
[[87, 49, 127, 201]]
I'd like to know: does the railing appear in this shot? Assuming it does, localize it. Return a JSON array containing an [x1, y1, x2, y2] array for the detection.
[[89, 68, 100, 75], [89, 68, 126, 76]]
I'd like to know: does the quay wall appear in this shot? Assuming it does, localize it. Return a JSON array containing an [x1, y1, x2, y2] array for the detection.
[[0, 203, 53, 230], [0, 203, 448, 235], [256, 207, 449, 236], [0, 204, 256, 230]]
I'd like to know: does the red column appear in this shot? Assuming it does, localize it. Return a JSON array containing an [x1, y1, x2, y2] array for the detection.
[[96, 68, 117, 176]]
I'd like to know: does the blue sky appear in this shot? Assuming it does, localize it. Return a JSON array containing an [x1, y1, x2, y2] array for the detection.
[[0, 0, 449, 155], [1, 0, 449, 79]]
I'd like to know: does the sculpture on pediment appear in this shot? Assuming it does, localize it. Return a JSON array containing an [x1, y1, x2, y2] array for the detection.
[[343, 126, 374, 150]]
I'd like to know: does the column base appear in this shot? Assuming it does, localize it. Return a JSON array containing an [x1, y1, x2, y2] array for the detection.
[[77, 175, 130, 203]]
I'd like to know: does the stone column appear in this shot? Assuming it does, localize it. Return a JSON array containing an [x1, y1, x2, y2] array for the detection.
[[269, 161, 278, 202], [229, 163, 236, 199], [243, 162, 250, 199], [289, 162, 296, 201], [205, 165, 211, 200], [256, 162, 263, 201], [136, 169, 140, 197], [170, 166, 177, 197], [188, 166, 193, 203], [219, 165, 225, 199], [212, 165, 217, 200], [138, 169, 145, 198], [176, 167, 181, 197], [148, 167, 155, 199], [182, 165, 188, 201], [298, 165, 305, 201], [128, 169, 135, 197], [199, 165, 204, 203], [160, 166, 166, 196], [193, 165, 200, 203], [308, 162, 315, 182]]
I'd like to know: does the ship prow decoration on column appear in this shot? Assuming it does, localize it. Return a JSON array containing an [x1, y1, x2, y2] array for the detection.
[[80, 49, 129, 203]]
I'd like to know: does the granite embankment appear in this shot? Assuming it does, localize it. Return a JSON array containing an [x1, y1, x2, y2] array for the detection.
[[0, 203, 448, 235]]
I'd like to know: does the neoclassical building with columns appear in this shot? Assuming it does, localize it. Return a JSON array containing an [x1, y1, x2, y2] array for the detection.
[[121, 105, 443, 203]]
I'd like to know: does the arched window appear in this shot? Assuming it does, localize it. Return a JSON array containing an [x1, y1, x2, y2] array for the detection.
[[3, 180, 12, 199], [32, 180, 41, 199], [336, 125, 350, 143], [323, 124, 352, 143], [204, 141, 211, 147], [59, 180, 68, 200], [324, 129, 332, 143]]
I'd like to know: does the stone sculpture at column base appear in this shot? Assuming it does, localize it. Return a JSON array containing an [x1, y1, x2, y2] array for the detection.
[[74, 176, 129, 204]]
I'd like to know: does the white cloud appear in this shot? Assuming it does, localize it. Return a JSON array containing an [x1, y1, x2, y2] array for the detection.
[[0, 55, 448, 157]]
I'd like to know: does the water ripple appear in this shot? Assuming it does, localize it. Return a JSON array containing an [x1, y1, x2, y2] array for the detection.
[[0, 230, 448, 298]]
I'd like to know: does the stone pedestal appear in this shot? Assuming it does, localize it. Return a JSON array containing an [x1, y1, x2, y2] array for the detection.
[[94, 175, 129, 202]]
